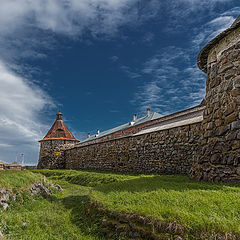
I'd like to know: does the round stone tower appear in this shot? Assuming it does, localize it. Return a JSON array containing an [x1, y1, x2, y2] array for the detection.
[[38, 112, 79, 169], [190, 16, 240, 182]]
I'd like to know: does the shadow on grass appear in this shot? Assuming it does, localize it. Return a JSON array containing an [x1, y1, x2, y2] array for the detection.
[[93, 175, 240, 194], [48, 193, 108, 239]]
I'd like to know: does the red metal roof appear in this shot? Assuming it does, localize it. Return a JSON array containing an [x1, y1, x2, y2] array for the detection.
[[40, 112, 78, 142]]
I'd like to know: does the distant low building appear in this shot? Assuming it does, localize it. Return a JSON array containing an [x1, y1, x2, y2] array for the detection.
[[4, 162, 22, 170], [0, 161, 24, 170]]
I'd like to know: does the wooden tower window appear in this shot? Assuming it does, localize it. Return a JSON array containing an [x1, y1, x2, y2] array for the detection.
[[56, 129, 66, 138]]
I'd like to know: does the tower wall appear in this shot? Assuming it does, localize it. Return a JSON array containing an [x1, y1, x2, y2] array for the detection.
[[38, 140, 76, 169], [191, 28, 240, 182], [37, 111, 78, 169]]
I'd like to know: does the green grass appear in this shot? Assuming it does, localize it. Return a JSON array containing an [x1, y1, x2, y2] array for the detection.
[[90, 175, 240, 237], [33, 169, 139, 187], [0, 170, 42, 189], [1, 182, 108, 240], [1, 170, 240, 239], [0, 171, 109, 240]]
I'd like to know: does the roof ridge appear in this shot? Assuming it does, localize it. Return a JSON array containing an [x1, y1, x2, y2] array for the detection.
[[80, 111, 162, 143]]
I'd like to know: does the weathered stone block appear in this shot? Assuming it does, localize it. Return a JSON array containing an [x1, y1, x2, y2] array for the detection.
[[215, 125, 229, 136], [226, 132, 237, 141], [204, 130, 213, 138], [223, 104, 235, 116], [225, 112, 238, 124], [232, 140, 240, 150], [214, 109, 222, 119], [215, 119, 223, 127], [223, 81, 233, 91], [231, 88, 240, 97], [233, 76, 240, 88], [210, 153, 221, 164], [206, 122, 214, 130], [231, 120, 240, 130], [218, 64, 234, 74], [210, 63, 218, 79], [228, 50, 239, 61]]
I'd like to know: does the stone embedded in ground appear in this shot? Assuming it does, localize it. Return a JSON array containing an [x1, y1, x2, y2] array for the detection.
[[119, 232, 127, 237], [54, 184, 63, 192], [22, 222, 27, 229], [1, 202, 9, 211], [0, 187, 12, 211], [29, 182, 51, 197], [174, 237, 183, 240]]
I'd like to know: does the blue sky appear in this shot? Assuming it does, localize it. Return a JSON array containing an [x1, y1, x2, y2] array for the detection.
[[0, 0, 239, 165]]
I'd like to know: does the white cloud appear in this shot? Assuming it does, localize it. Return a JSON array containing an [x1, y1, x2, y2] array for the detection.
[[167, 0, 235, 16], [132, 52, 205, 115], [0, 60, 52, 163], [221, 6, 240, 17], [0, 0, 236, 39], [132, 81, 165, 114], [132, 47, 200, 115], [131, 7, 238, 115], [192, 7, 239, 50], [120, 65, 142, 79], [161, 0, 236, 33], [0, 0, 143, 37], [192, 16, 235, 50], [110, 56, 119, 62], [0, 0, 233, 39]]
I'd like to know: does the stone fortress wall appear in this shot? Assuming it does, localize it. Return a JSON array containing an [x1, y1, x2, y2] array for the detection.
[[65, 108, 203, 174], [39, 16, 240, 183], [191, 27, 240, 182]]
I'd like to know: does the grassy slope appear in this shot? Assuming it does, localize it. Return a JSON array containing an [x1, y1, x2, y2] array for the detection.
[[0, 171, 42, 189], [33, 169, 139, 187], [33, 170, 240, 236], [1, 170, 240, 239], [0, 171, 108, 240], [1, 183, 108, 240], [90, 175, 240, 236]]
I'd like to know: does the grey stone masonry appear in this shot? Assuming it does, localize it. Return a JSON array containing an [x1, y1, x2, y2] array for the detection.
[[65, 123, 201, 175], [38, 140, 76, 169], [190, 28, 240, 183]]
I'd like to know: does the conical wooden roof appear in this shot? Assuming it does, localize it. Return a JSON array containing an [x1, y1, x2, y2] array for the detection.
[[40, 112, 78, 142]]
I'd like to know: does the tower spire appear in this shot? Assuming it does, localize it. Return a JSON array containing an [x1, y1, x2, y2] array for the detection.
[[56, 112, 63, 120], [40, 112, 78, 142]]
